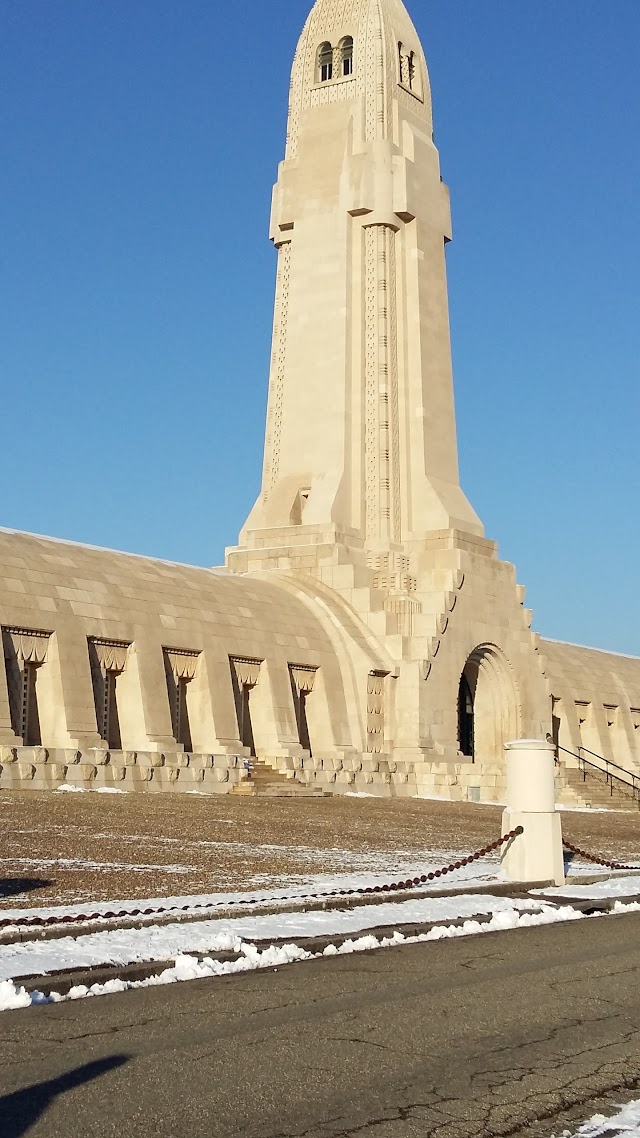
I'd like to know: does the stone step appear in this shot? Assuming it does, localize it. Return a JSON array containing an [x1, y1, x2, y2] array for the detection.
[[559, 765, 639, 811], [232, 780, 326, 798], [232, 759, 327, 797]]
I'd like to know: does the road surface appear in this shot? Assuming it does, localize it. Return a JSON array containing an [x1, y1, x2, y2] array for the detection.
[[2, 912, 640, 1137]]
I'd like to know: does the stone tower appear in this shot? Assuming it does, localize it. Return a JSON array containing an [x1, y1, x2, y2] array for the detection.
[[229, 0, 549, 772], [237, 0, 481, 553]]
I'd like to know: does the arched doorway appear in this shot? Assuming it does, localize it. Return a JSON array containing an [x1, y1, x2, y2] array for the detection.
[[457, 645, 520, 764], [458, 673, 474, 759]]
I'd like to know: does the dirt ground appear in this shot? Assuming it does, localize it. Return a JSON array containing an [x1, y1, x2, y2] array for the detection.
[[0, 789, 638, 909]]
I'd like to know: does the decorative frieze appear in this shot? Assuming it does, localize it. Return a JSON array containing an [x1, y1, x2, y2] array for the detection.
[[164, 648, 199, 683], [289, 664, 317, 695], [230, 657, 262, 688], [364, 223, 400, 544], [366, 670, 387, 754]]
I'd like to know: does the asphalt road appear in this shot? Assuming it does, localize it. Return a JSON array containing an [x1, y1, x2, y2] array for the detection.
[[2, 913, 640, 1138]]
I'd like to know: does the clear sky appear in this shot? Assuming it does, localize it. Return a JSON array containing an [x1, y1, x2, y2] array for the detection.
[[2, 1, 639, 655]]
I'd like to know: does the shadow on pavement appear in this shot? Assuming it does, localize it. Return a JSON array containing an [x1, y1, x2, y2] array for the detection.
[[0, 1055, 129, 1137], [0, 878, 54, 899]]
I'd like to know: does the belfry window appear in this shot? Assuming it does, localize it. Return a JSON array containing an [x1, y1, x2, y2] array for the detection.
[[341, 36, 353, 77], [318, 42, 333, 82]]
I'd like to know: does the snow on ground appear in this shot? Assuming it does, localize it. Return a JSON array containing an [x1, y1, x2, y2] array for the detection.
[[0, 856, 193, 874], [534, 875, 640, 901], [0, 892, 553, 980], [0, 899, 590, 1012], [0, 854, 503, 922], [0, 849, 617, 925], [554, 1098, 640, 1137], [57, 784, 127, 795]]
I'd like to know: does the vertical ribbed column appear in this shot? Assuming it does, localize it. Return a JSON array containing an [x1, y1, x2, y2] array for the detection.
[[364, 224, 400, 544], [262, 241, 292, 499]]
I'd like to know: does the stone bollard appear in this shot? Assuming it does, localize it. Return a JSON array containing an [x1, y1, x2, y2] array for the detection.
[[500, 739, 565, 886]]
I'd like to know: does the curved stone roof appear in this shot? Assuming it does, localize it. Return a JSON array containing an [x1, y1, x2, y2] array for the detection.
[[540, 638, 640, 709], [0, 528, 337, 661]]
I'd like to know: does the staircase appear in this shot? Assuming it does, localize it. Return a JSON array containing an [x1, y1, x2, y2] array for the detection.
[[232, 757, 327, 798], [556, 745, 640, 811]]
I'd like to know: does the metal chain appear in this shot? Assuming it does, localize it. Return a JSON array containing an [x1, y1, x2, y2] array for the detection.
[[562, 839, 634, 872], [0, 828, 524, 932]]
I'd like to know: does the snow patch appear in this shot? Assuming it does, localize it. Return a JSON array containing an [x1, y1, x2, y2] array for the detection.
[[57, 783, 127, 795], [534, 875, 640, 902], [555, 1097, 640, 1137], [0, 902, 593, 1012]]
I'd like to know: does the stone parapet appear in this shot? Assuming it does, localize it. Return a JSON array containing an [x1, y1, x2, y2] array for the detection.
[[0, 746, 245, 795]]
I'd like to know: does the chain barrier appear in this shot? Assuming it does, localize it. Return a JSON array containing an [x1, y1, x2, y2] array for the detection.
[[562, 839, 635, 872], [0, 827, 524, 933]]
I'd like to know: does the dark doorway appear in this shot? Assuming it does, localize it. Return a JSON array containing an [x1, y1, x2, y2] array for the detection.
[[458, 673, 474, 760]]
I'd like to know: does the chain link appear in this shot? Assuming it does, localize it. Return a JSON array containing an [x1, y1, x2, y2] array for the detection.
[[562, 840, 634, 872]]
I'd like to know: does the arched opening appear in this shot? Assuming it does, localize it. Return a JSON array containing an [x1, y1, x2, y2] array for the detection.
[[458, 645, 520, 764], [458, 673, 474, 759], [340, 36, 353, 77], [318, 42, 333, 82]]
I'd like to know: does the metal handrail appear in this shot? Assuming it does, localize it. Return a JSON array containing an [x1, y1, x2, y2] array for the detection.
[[578, 744, 640, 787], [556, 742, 640, 804]]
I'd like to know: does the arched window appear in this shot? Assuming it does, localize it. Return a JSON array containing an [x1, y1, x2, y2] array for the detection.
[[318, 42, 333, 83], [340, 36, 354, 77]]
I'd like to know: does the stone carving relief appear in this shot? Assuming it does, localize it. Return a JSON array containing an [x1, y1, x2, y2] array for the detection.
[[165, 649, 199, 683], [289, 664, 317, 694], [230, 657, 262, 688], [263, 241, 291, 497], [366, 670, 387, 753], [364, 223, 400, 544]]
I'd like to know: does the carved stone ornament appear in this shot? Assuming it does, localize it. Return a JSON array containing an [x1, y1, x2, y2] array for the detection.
[[88, 637, 129, 675], [230, 656, 262, 688], [165, 648, 200, 683], [4, 628, 50, 666], [290, 665, 317, 695]]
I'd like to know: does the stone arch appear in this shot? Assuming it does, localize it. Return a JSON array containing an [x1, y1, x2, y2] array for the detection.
[[458, 644, 520, 763]]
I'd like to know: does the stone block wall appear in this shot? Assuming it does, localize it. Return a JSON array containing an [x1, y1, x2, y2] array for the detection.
[[261, 751, 507, 804], [0, 746, 245, 795]]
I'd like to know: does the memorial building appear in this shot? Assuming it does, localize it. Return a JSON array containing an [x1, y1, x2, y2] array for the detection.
[[1, 0, 639, 802]]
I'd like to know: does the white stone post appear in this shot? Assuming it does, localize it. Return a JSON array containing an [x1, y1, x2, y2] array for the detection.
[[500, 739, 565, 886]]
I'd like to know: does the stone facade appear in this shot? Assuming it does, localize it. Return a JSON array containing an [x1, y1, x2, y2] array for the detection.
[[1, 0, 639, 802]]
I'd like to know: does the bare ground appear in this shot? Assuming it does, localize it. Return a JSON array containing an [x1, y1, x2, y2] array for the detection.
[[0, 789, 638, 909]]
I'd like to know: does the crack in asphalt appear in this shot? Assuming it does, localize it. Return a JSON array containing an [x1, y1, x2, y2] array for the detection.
[[327, 1037, 393, 1053]]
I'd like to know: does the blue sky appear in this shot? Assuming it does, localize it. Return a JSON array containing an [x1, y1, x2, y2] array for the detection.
[[2, 1, 638, 655]]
